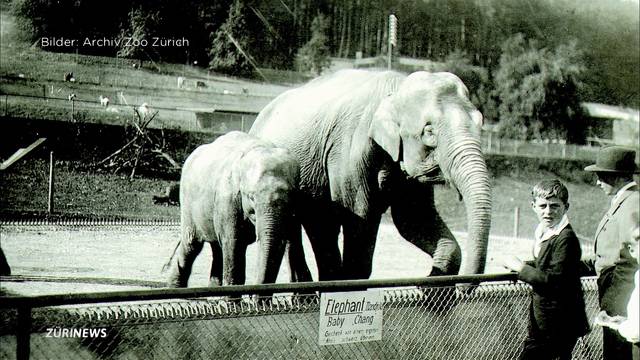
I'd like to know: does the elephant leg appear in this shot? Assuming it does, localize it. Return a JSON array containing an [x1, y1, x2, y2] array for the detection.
[[341, 213, 381, 279], [286, 238, 312, 283], [208, 241, 223, 287], [422, 214, 461, 276], [301, 208, 342, 281], [390, 182, 461, 276], [221, 235, 248, 286], [167, 226, 204, 287]]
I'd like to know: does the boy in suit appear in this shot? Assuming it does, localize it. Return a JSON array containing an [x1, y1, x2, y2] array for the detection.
[[504, 179, 590, 360]]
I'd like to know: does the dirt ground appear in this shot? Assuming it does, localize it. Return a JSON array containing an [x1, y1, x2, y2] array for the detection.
[[0, 222, 533, 297]]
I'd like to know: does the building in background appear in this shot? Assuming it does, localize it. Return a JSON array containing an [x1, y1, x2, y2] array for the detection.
[[582, 102, 640, 147]]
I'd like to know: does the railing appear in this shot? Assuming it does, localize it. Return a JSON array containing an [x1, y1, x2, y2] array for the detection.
[[0, 274, 603, 360], [481, 133, 600, 161]]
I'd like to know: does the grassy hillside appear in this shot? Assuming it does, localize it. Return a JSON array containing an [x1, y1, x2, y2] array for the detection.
[[0, 4, 293, 133]]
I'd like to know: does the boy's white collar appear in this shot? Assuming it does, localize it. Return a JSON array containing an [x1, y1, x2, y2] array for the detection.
[[533, 214, 569, 257], [535, 214, 570, 242]]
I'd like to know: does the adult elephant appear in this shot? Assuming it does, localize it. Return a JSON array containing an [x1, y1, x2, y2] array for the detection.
[[249, 70, 491, 280], [165, 131, 312, 287]]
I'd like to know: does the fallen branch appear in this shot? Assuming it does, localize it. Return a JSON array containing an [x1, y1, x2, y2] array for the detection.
[[152, 149, 181, 169], [96, 136, 139, 166], [95, 106, 178, 178]]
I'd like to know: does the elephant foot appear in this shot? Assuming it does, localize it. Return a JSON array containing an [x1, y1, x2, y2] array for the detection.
[[166, 281, 184, 288], [429, 266, 446, 276], [166, 274, 188, 288], [0, 266, 10, 276], [208, 278, 222, 287]]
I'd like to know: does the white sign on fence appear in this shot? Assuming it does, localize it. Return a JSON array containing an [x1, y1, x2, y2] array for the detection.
[[318, 290, 384, 346]]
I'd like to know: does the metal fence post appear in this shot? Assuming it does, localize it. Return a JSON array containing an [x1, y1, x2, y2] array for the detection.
[[48, 151, 55, 213], [513, 206, 520, 239], [16, 306, 32, 360]]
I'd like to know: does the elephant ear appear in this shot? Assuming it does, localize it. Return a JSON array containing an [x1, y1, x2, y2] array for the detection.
[[369, 96, 401, 162]]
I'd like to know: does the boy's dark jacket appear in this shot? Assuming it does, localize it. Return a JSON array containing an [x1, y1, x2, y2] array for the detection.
[[519, 225, 590, 338]]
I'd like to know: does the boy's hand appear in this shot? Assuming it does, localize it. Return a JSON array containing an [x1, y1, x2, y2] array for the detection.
[[502, 255, 524, 272]]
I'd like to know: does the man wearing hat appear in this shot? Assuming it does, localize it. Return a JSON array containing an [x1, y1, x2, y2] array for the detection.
[[584, 145, 640, 360]]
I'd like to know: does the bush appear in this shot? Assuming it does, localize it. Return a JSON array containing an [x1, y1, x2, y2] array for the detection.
[[433, 50, 497, 123], [208, 0, 254, 78], [492, 34, 587, 144], [295, 14, 331, 75]]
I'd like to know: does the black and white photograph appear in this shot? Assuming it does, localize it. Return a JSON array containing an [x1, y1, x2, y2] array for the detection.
[[0, 0, 638, 359]]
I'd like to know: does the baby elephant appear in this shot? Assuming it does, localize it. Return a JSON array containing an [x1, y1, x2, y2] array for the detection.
[[166, 131, 311, 287]]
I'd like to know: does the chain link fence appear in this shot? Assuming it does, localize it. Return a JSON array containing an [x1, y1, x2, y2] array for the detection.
[[0, 276, 602, 360], [480, 133, 600, 161]]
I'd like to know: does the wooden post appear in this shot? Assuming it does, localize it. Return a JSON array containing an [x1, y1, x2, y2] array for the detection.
[[48, 151, 55, 213], [513, 206, 520, 239], [70, 99, 75, 121], [16, 306, 32, 360]]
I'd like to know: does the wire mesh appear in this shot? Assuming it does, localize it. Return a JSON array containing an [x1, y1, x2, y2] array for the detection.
[[0, 278, 602, 360]]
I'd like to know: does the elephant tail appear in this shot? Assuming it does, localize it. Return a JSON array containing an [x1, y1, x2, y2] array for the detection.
[[161, 240, 181, 274]]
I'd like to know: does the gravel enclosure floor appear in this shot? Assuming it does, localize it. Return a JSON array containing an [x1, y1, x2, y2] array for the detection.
[[0, 220, 538, 297]]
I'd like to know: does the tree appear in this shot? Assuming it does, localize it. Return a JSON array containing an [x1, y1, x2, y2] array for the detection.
[[492, 34, 587, 144], [208, 0, 254, 78], [434, 50, 496, 122], [117, 7, 161, 60], [295, 14, 332, 75]]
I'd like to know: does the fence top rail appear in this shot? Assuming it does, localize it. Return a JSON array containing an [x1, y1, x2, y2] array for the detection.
[[0, 273, 519, 309]]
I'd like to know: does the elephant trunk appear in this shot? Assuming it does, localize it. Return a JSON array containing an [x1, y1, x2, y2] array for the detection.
[[440, 132, 491, 275], [254, 206, 288, 284]]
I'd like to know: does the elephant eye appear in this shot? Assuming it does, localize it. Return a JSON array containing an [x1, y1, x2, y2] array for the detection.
[[423, 124, 435, 138], [422, 123, 437, 147]]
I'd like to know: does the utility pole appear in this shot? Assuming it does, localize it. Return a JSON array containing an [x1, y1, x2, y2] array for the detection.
[[388, 14, 397, 70]]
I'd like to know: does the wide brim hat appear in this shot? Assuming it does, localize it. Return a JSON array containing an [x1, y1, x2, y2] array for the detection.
[[584, 145, 639, 174]]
